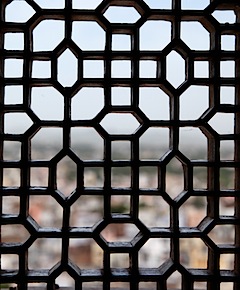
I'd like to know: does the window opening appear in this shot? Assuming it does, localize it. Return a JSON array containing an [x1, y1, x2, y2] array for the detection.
[[1, 1, 240, 290]]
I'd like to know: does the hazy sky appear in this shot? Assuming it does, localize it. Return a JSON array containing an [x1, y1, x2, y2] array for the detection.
[[3, 1, 236, 147]]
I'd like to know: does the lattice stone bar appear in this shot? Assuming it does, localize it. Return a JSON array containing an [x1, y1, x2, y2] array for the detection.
[[1, 1, 240, 290]]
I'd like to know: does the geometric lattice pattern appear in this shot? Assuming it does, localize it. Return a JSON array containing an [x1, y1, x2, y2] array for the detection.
[[1, 1, 240, 289]]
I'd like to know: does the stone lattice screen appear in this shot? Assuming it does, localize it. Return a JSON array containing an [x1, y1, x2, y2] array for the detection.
[[0, 0, 240, 289]]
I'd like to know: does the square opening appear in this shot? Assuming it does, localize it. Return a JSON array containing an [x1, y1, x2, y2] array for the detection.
[[112, 34, 131, 50]]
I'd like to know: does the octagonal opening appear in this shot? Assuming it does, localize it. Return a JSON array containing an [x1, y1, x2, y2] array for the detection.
[[166, 51, 185, 88], [104, 6, 141, 24], [5, 0, 35, 23], [101, 223, 139, 242], [100, 113, 140, 135]]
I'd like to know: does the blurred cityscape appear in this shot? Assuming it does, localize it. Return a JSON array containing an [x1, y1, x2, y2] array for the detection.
[[1, 142, 235, 289]]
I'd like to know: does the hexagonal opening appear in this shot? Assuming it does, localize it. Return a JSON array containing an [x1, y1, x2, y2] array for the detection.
[[33, 20, 64, 51], [4, 112, 33, 134], [181, 21, 210, 50], [31, 87, 64, 120], [72, 88, 104, 120], [58, 48, 78, 87], [104, 6, 141, 24], [57, 156, 77, 196], [167, 271, 181, 289], [1, 224, 30, 243], [101, 223, 139, 242], [72, 21, 105, 50], [139, 87, 169, 120], [139, 238, 170, 268], [55, 272, 75, 288], [5, 0, 35, 23], [140, 20, 171, 50], [166, 50, 185, 88], [166, 157, 184, 199], [70, 195, 104, 227], [100, 113, 140, 134], [29, 195, 62, 228]]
